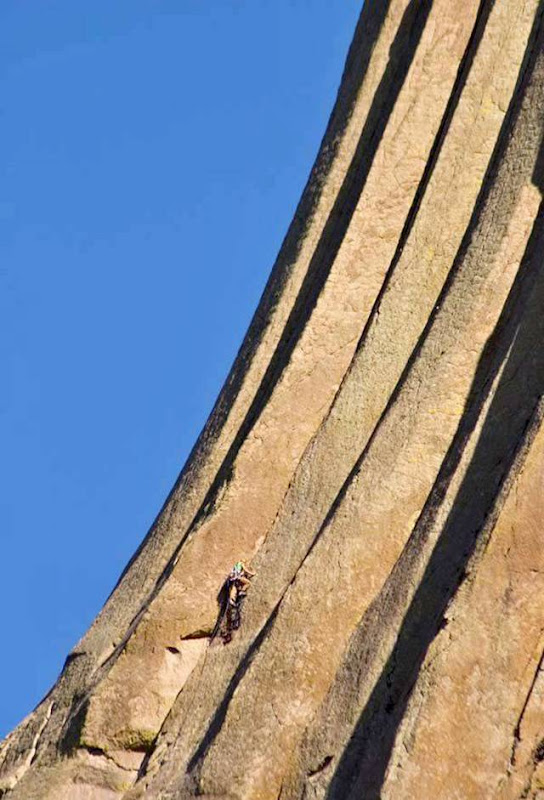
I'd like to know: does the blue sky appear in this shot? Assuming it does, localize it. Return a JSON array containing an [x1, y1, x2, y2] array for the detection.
[[1, 1, 361, 737]]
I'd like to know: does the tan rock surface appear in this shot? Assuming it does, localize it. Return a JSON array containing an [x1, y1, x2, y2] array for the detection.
[[2, 1, 544, 798]]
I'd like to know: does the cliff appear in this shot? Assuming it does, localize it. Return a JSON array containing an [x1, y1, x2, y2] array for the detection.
[[2, 1, 544, 797]]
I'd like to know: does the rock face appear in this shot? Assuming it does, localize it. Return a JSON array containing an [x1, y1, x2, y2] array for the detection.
[[3, 1, 544, 797]]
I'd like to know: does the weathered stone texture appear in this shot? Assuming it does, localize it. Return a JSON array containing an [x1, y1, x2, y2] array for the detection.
[[2, 1, 544, 798]]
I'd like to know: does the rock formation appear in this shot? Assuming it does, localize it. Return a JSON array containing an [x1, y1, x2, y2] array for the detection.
[[2, 0, 544, 797]]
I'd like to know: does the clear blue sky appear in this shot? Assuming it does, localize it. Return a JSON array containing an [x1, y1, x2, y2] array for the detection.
[[1, 1, 361, 738]]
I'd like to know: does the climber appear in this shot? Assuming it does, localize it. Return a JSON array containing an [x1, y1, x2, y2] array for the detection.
[[228, 561, 254, 596], [212, 561, 255, 644]]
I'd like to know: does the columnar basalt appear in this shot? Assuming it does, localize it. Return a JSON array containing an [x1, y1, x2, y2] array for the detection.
[[2, 2, 544, 798]]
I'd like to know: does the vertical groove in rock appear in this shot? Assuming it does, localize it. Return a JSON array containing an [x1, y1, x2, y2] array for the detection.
[[3, 2, 544, 798]]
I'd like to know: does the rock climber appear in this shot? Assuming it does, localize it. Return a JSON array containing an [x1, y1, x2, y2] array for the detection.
[[212, 561, 255, 644]]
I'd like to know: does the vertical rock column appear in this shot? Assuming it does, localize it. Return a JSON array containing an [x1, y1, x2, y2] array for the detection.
[[1, 1, 544, 799]]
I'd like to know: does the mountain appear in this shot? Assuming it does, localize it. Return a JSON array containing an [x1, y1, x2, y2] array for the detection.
[[2, 1, 544, 797]]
